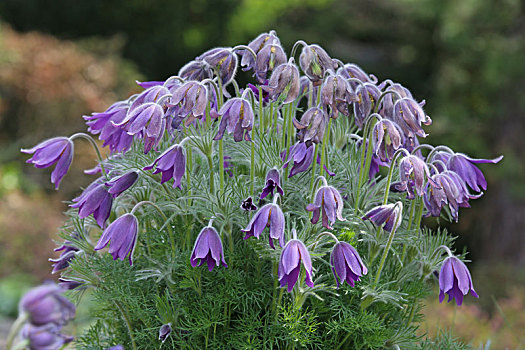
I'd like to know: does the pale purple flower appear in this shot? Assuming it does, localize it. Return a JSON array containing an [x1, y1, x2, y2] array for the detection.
[[353, 83, 381, 128], [214, 97, 254, 142], [340, 63, 376, 88], [190, 226, 228, 271], [393, 98, 432, 138], [278, 239, 314, 292], [197, 47, 238, 84], [70, 180, 113, 228], [170, 81, 208, 125], [260, 168, 284, 200], [439, 256, 479, 306], [242, 203, 285, 249], [321, 72, 358, 118], [21, 137, 74, 189], [281, 142, 315, 177], [21, 323, 74, 350], [240, 31, 281, 72], [397, 154, 438, 199], [330, 242, 367, 288], [105, 170, 139, 198], [144, 144, 186, 188], [307, 185, 345, 229], [362, 203, 403, 232], [293, 106, 328, 145], [95, 213, 139, 265], [265, 60, 301, 104], [299, 44, 335, 85], [178, 60, 213, 81], [19, 284, 76, 326], [159, 323, 172, 343], [371, 119, 404, 162], [446, 153, 503, 193], [50, 235, 80, 274], [255, 44, 287, 83]]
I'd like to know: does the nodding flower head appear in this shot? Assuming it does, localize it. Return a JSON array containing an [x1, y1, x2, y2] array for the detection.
[[19, 283, 76, 326], [439, 256, 478, 306], [190, 226, 228, 271], [278, 238, 314, 292], [214, 97, 254, 142], [281, 142, 315, 178], [105, 170, 139, 198], [255, 44, 287, 84], [340, 63, 376, 88], [266, 60, 301, 104], [446, 153, 503, 193], [330, 241, 367, 288], [242, 203, 285, 249], [353, 83, 381, 129], [70, 179, 113, 228], [306, 185, 345, 230], [240, 31, 281, 72], [397, 154, 438, 199], [260, 168, 284, 200], [170, 81, 208, 125], [321, 72, 358, 118], [371, 119, 404, 163], [197, 47, 238, 84], [21, 137, 74, 189], [362, 203, 403, 233], [21, 323, 74, 349], [299, 44, 336, 85], [144, 144, 186, 189], [393, 98, 431, 139], [293, 106, 328, 145], [178, 59, 214, 81], [95, 213, 139, 265]]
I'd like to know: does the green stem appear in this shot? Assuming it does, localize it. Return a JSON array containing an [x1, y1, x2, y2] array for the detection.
[[373, 205, 402, 286], [250, 141, 255, 196], [281, 104, 288, 152], [319, 118, 332, 178], [381, 149, 408, 205], [219, 140, 224, 195], [69, 132, 108, 179], [400, 199, 416, 264], [309, 143, 320, 194], [114, 301, 137, 350], [187, 146, 193, 207], [335, 331, 352, 350], [207, 153, 215, 194], [414, 197, 424, 232], [5, 313, 29, 350], [131, 201, 175, 256]]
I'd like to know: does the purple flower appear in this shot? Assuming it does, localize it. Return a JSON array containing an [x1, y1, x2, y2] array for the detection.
[[293, 106, 328, 145], [105, 346, 125, 350], [21, 323, 74, 350], [105, 170, 139, 198], [447, 153, 503, 193], [439, 256, 479, 306], [362, 203, 403, 232], [19, 284, 76, 326], [95, 213, 139, 265], [299, 44, 335, 85], [255, 44, 287, 84], [330, 242, 368, 288], [371, 119, 404, 162], [353, 83, 381, 129], [240, 31, 281, 73], [281, 142, 315, 178], [136, 80, 164, 89], [190, 226, 228, 271], [224, 155, 234, 177], [144, 144, 186, 189], [397, 154, 438, 199], [242, 203, 285, 249], [265, 60, 301, 104], [214, 97, 254, 142], [170, 81, 208, 125], [260, 168, 284, 200], [178, 60, 213, 81], [340, 63, 376, 88], [58, 278, 84, 290], [247, 83, 270, 105], [321, 72, 358, 118], [159, 323, 172, 343], [197, 47, 238, 84], [21, 137, 74, 189], [50, 236, 80, 274], [278, 239, 314, 292], [307, 186, 345, 229], [70, 180, 113, 228], [393, 98, 432, 138], [240, 196, 258, 211]]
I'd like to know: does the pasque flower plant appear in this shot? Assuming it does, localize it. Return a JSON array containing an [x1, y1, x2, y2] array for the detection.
[[13, 31, 503, 349]]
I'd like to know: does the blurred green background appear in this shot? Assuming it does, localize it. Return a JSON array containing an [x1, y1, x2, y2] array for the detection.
[[0, 0, 523, 348]]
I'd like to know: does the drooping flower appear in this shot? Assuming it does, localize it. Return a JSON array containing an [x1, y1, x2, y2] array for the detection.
[[105, 170, 139, 198], [21, 323, 74, 350], [371, 119, 404, 162], [50, 235, 80, 274], [392, 98, 432, 138], [439, 256, 479, 306], [330, 242, 368, 288], [254, 43, 287, 83], [281, 141, 315, 177], [397, 154, 438, 199], [362, 203, 403, 232], [265, 59, 301, 104], [21, 137, 74, 189], [446, 153, 503, 193], [178, 59, 213, 81], [278, 238, 314, 292], [58, 278, 84, 290], [306, 185, 345, 229], [247, 82, 271, 105], [144, 144, 186, 188], [299, 44, 335, 85], [190, 226, 228, 271], [94, 213, 139, 265], [293, 106, 328, 145], [170, 81, 208, 125], [260, 168, 284, 200], [240, 196, 258, 211], [197, 47, 238, 84], [321, 72, 358, 118], [353, 83, 381, 128], [240, 31, 281, 73], [159, 323, 172, 343], [70, 180, 113, 228], [19, 283, 76, 326], [242, 203, 285, 249], [340, 63, 377, 88], [214, 97, 254, 142]]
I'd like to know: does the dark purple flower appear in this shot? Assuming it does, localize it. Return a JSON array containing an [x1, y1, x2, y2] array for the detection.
[[340, 63, 376, 88], [105, 170, 139, 198], [21, 137, 74, 189], [247, 83, 270, 105], [240, 196, 258, 211], [255, 44, 287, 83], [223, 155, 234, 177], [378, 83, 414, 119], [214, 97, 254, 142], [50, 237, 80, 274], [306, 185, 345, 229], [70, 180, 113, 228], [393, 98, 432, 138], [397, 154, 438, 199], [242, 203, 285, 249], [197, 47, 238, 84], [19, 284, 76, 326], [260, 168, 284, 200], [21, 323, 74, 350], [170, 81, 208, 125], [321, 72, 358, 118], [371, 119, 404, 162], [278, 239, 314, 292], [293, 106, 328, 145], [353, 83, 381, 129], [281, 142, 315, 178], [190, 226, 227, 271], [178, 60, 214, 81], [362, 203, 403, 232], [424, 172, 461, 221], [240, 31, 281, 72], [439, 256, 479, 306], [447, 153, 503, 193], [95, 213, 139, 265], [330, 242, 368, 288], [128, 85, 171, 112], [159, 323, 172, 343], [299, 44, 335, 85], [144, 144, 186, 188], [58, 278, 84, 290], [265, 60, 301, 104]]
